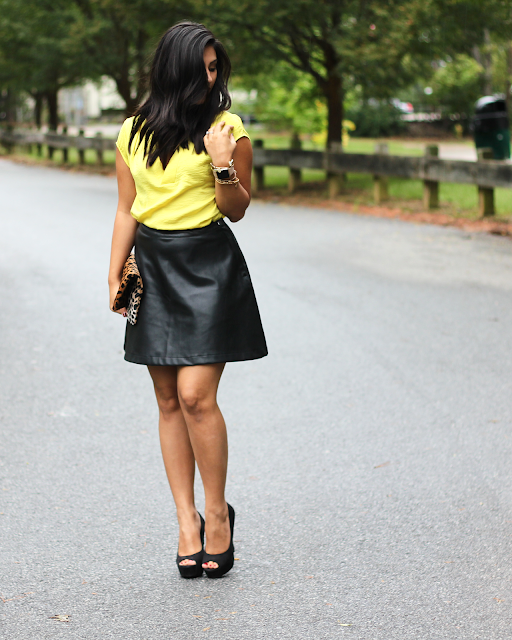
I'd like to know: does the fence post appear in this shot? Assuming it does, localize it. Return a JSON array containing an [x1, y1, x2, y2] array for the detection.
[[95, 132, 104, 165], [62, 126, 69, 163], [477, 148, 495, 216], [327, 141, 345, 198], [423, 144, 439, 209], [373, 142, 389, 204], [78, 129, 85, 165], [25, 131, 33, 155], [288, 132, 302, 194], [253, 139, 264, 192]]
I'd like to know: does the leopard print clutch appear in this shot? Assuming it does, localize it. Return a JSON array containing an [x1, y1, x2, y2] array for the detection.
[[112, 254, 143, 325]]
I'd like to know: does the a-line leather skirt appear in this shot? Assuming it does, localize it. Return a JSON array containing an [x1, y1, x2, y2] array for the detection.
[[124, 219, 268, 366]]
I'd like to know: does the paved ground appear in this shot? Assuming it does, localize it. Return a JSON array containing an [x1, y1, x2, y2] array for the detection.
[[436, 143, 477, 161], [1, 159, 512, 639], [398, 140, 478, 161]]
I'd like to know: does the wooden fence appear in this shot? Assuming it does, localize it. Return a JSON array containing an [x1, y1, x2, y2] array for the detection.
[[253, 140, 512, 216], [1, 129, 510, 216], [0, 129, 115, 165]]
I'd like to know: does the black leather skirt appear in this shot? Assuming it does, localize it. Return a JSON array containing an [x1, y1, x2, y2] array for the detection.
[[124, 219, 268, 366]]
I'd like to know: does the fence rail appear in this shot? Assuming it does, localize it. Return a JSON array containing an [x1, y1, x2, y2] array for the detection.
[[1, 129, 510, 216], [0, 129, 115, 151], [0, 129, 115, 165]]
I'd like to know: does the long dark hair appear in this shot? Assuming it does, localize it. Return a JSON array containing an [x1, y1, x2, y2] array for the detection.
[[129, 22, 231, 168]]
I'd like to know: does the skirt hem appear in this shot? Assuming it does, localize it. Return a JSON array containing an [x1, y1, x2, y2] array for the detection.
[[124, 349, 268, 366]]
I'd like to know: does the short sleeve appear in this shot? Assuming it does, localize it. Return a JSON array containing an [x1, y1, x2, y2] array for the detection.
[[214, 112, 250, 141], [116, 117, 134, 167], [229, 113, 250, 141]]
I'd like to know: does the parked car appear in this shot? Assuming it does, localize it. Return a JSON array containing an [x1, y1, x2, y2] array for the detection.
[[391, 98, 414, 113]]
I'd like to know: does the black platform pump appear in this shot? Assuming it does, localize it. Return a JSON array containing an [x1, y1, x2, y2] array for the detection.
[[176, 513, 205, 579], [203, 504, 235, 579]]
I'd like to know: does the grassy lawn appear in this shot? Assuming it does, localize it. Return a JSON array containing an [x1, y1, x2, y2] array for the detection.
[[244, 126, 455, 156], [259, 166, 512, 220], [17, 146, 118, 166]]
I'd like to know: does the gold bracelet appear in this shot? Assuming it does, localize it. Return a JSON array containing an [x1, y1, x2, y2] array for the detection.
[[213, 167, 239, 186], [214, 175, 240, 187]]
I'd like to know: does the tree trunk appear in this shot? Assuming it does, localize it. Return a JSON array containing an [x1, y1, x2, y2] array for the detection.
[[135, 28, 149, 104], [4, 89, 17, 126], [46, 90, 59, 130], [324, 73, 343, 150], [472, 45, 482, 66], [45, 89, 59, 160], [321, 40, 343, 150], [115, 70, 138, 118], [322, 60, 345, 196], [34, 93, 43, 128], [506, 41, 512, 117], [483, 28, 492, 95]]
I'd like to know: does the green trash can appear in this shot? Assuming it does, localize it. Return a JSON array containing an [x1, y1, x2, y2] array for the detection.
[[472, 95, 510, 160]]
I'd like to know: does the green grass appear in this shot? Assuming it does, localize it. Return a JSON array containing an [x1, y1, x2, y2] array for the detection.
[[260, 166, 512, 219], [16, 145, 117, 166], [245, 127, 448, 156], [262, 166, 326, 187], [341, 138, 425, 156]]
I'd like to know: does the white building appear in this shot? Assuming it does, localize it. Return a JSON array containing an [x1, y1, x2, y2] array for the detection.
[[59, 77, 126, 126]]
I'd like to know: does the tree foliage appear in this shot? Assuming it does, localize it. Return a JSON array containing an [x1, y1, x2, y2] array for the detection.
[[0, 0, 92, 127], [429, 55, 484, 116], [2, 0, 512, 138], [0, 0, 197, 125], [208, 0, 438, 146], [208, 0, 512, 146], [237, 63, 326, 135], [70, 0, 196, 115]]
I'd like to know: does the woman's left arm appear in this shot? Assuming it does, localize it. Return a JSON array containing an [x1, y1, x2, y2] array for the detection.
[[204, 122, 252, 223]]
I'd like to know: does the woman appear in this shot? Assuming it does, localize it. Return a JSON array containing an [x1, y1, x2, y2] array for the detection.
[[108, 22, 267, 579]]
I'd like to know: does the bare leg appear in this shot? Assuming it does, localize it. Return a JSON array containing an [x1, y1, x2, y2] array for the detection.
[[176, 363, 230, 569], [148, 365, 202, 566]]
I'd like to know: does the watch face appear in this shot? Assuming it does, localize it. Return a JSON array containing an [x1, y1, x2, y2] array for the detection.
[[217, 169, 231, 180]]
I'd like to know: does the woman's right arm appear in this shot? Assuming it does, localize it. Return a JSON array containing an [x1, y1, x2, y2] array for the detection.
[[108, 148, 138, 314]]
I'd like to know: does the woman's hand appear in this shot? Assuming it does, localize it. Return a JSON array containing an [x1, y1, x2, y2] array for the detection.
[[203, 121, 236, 167], [109, 280, 127, 317]]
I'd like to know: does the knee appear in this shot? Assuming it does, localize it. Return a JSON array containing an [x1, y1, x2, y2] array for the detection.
[[178, 387, 215, 420], [154, 387, 181, 419]]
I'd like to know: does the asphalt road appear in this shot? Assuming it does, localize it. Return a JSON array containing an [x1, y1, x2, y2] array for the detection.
[[1, 159, 512, 640]]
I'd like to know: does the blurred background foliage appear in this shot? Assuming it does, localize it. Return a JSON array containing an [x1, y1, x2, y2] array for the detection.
[[231, 64, 326, 136], [1, 0, 512, 145], [425, 55, 484, 116]]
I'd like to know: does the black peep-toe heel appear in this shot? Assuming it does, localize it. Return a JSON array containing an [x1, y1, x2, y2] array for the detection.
[[176, 513, 205, 579], [203, 504, 235, 579]]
